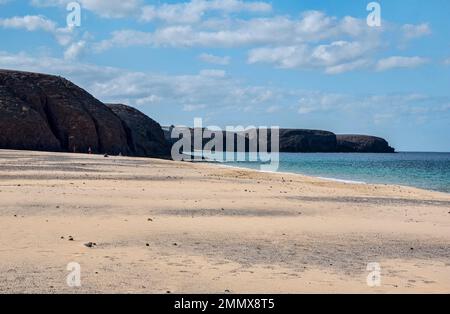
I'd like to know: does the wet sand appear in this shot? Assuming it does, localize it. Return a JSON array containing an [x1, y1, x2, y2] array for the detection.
[[0, 149, 449, 293]]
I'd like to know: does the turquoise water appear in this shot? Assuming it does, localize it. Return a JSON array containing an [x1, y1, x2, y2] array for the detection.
[[221, 153, 450, 193]]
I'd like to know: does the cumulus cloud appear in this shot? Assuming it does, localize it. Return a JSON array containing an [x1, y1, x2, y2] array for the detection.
[[64, 40, 86, 60], [0, 51, 269, 111], [199, 69, 226, 77], [91, 9, 403, 74], [140, 0, 272, 24], [32, 0, 271, 20], [0, 15, 57, 32], [135, 95, 161, 106], [402, 23, 432, 40], [0, 14, 78, 47], [183, 104, 207, 112], [92, 10, 384, 75], [96, 11, 374, 50], [32, 0, 143, 18], [375, 56, 429, 71], [0, 50, 447, 134], [199, 53, 230, 65], [11, 2, 433, 74], [248, 40, 376, 73], [94, 30, 152, 52]]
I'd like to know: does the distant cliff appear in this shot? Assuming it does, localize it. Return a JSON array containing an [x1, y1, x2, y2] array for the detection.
[[163, 127, 395, 153], [0, 69, 395, 157], [336, 135, 395, 153]]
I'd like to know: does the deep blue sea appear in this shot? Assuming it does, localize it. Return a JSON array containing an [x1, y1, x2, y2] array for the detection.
[[218, 152, 450, 193]]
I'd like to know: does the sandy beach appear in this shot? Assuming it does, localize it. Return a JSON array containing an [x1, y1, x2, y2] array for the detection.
[[0, 149, 449, 294]]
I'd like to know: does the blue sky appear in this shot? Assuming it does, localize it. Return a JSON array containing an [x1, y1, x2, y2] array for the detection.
[[1, 0, 449, 151]]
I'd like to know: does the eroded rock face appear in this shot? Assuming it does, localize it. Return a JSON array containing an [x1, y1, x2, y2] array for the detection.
[[279, 129, 337, 153], [0, 69, 130, 155], [0, 70, 172, 157], [336, 135, 395, 153], [107, 104, 170, 158], [163, 127, 396, 153], [0, 84, 61, 151]]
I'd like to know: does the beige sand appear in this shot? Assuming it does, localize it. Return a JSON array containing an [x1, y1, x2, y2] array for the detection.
[[0, 149, 449, 294]]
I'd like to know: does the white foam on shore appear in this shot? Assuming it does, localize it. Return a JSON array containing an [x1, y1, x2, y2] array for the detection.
[[315, 177, 366, 184], [211, 162, 367, 185]]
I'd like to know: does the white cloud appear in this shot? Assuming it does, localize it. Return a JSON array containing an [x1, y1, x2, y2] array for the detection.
[[376, 56, 429, 71], [0, 15, 56, 32], [0, 51, 285, 117], [183, 104, 207, 112], [32, 0, 271, 21], [140, 0, 272, 24], [444, 58, 450, 66], [135, 95, 161, 106], [0, 14, 79, 49], [325, 59, 371, 75], [93, 10, 387, 74], [266, 105, 281, 113], [199, 53, 230, 65], [298, 92, 348, 114], [81, 0, 143, 18], [96, 11, 374, 50], [248, 40, 376, 74], [199, 69, 226, 77], [0, 51, 447, 131], [94, 30, 152, 52], [402, 23, 432, 40], [32, 0, 143, 18], [16, 2, 434, 74], [64, 40, 86, 60]]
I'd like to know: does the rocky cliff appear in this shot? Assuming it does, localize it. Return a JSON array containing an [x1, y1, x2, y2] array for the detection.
[[279, 129, 337, 152], [107, 104, 170, 158], [0, 69, 169, 157], [336, 135, 395, 153], [163, 127, 395, 153]]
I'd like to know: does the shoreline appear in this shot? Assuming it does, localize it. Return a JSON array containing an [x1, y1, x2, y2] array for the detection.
[[213, 162, 369, 185], [1, 149, 450, 293], [204, 159, 449, 195]]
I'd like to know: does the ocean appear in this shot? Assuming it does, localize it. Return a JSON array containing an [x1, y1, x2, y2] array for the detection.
[[210, 152, 450, 194]]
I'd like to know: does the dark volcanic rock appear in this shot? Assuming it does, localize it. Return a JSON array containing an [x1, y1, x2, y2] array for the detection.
[[0, 84, 61, 151], [336, 135, 395, 153], [0, 69, 130, 155], [107, 104, 170, 158], [164, 127, 337, 153], [278, 129, 337, 152], [163, 127, 395, 153], [0, 70, 171, 158]]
